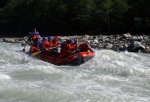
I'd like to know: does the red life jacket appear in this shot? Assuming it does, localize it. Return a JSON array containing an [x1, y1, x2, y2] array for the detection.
[[32, 34, 41, 42], [41, 41, 51, 50], [29, 45, 39, 53], [60, 43, 76, 57], [52, 39, 59, 47]]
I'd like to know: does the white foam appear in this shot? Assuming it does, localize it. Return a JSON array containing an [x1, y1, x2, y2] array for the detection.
[[0, 73, 11, 80], [33, 65, 63, 74]]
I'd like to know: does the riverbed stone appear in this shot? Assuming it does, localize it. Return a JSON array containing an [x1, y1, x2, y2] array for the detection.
[[2, 33, 150, 53], [3, 38, 15, 43]]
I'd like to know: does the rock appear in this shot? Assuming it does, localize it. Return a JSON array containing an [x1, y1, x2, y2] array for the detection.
[[2, 34, 150, 54], [3, 38, 15, 43], [123, 33, 131, 38], [104, 43, 113, 49], [127, 41, 146, 52]]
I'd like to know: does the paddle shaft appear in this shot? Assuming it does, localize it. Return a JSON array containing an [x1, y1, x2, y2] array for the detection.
[[32, 46, 58, 56]]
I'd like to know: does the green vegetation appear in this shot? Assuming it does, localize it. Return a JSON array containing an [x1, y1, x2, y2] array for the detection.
[[0, 0, 150, 37]]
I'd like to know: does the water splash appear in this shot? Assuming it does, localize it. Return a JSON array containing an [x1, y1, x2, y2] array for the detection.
[[0, 42, 150, 102]]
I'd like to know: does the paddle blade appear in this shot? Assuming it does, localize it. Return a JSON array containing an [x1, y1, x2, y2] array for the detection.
[[32, 51, 41, 56]]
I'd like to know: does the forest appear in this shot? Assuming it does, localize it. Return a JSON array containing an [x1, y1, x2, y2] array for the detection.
[[0, 0, 150, 37]]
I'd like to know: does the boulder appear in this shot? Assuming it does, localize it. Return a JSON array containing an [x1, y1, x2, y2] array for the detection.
[[123, 33, 131, 38], [127, 41, 146, 52], [3, 38, 15, 43]]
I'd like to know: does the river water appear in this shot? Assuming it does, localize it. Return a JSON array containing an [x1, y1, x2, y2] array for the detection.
[[0, 41, 150, 102]]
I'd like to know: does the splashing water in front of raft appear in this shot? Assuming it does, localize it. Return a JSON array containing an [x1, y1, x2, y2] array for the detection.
[[0, 41, 150, 102]]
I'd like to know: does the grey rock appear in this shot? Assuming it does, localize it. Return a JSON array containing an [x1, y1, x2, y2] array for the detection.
[[2, 33, 150, 53], [3, 38, 15, 43]]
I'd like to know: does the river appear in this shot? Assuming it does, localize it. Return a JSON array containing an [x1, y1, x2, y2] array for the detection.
[[0, 42, 150, 102]]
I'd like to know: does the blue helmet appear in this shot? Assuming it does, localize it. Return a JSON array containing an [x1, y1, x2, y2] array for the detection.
[[48, 36, 53, 40], [32, 31, 39, 35], [67, 39, 74, 43], [43, 37, 48, 40], [61, 41, 65, 46]]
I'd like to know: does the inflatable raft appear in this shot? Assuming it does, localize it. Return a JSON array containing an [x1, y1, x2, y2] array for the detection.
[[29, 43, 95, 66]]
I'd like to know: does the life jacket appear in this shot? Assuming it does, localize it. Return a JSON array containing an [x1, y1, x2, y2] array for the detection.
[[41, 41, 52, 52], [48, 41, 54, 48], [60, 43, 69, 56], [32, 31, 40, 42], [60, 42, 76, 57], [52, 39, 59, 47], [32, 35, 40, 41], [71, 41, 77, 49], [29, 45, 39, 53]]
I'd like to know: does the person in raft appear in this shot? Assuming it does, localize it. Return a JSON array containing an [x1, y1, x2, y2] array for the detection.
[[27, 28, 42, 50], [47, 36, 59, 57], [60, 38, 77, 57], [41, 37, 51, 53], [27, 28, 41, 43], [41, 36, 59, 56], [52, 36, 60, 47], [51, 36, 59, 52], [48, 36, 54, 47]]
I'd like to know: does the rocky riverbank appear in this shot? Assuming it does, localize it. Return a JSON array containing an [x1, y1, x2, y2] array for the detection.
[[1, 33, 150, 53]]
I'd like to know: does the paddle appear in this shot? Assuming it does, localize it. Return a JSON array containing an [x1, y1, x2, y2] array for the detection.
[[31, 46, 59, 56], [83, 35, 95, 53], [22, 41, 28, 52], [31, 50, 41, 56], [86, 41, 94, 53]]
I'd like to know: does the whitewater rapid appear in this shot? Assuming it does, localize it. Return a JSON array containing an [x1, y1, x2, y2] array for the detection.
[[0, 42, 150, 102]]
